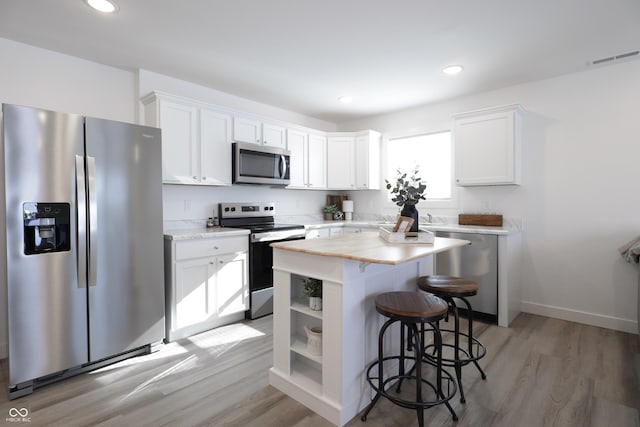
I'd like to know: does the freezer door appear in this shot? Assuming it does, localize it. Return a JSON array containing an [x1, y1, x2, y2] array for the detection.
[[3, 104, 88, 386], [85, 118, 164, 361]]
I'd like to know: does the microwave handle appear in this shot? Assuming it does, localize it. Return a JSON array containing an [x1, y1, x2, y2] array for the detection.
[[280, 155, 287, 179]]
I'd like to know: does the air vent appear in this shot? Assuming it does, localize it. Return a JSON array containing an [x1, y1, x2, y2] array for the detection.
[[590, 50, 639, 66]]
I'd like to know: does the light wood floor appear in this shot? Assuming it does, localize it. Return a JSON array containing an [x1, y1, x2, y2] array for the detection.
[[1, 313, 638, 426]]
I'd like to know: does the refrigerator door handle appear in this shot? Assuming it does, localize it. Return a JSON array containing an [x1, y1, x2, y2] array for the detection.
[[87, 156, 98, 287], [75, 155, 87, 289]]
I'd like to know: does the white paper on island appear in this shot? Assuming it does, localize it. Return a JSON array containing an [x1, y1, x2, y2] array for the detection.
[[378, 226, 435, 244]]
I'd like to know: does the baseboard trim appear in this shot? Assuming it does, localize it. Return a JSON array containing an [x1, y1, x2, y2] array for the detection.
[[522, 301, 638, 334]]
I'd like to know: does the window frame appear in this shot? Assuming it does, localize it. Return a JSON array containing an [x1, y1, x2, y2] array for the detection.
[[380, 127, 458, 213]]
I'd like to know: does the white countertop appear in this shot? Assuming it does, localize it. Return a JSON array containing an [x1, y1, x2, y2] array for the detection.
[[304, 220, 516, 235], [271, 232, 470, 265], [164, 227, 250, 240]]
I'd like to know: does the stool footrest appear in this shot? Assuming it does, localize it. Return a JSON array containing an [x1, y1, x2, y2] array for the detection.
[[424, 328, 487, 365], [365, 355, 457, 410]]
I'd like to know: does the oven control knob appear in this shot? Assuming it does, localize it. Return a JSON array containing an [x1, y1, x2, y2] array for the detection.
[[224, 207, 230, 212], [231, 207, 236, 211], [269, 206, 274, 210], [264, 206, 268, 211]]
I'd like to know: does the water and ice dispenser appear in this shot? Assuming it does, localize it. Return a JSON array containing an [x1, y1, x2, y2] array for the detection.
[[23, 202, 71, 255]]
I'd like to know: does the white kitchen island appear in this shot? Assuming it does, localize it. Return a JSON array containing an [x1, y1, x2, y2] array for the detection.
[[269, 232, 469, 426]]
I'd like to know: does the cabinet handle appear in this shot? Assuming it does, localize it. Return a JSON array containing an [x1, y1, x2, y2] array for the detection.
[[202, 176, 207, 180], [213, 246, 219, 250], [219, 260, 224, 264], [193, 176, 198, 180]]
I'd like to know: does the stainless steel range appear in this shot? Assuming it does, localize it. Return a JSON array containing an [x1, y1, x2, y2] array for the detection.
[[218, 202, 305, 319]]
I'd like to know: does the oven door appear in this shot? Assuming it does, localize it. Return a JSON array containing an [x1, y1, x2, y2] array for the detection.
[[233, 142, 290, 185], [248, 233, 304, 319]]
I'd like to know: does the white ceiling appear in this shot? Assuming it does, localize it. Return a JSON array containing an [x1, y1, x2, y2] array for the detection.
[[1, 0, 639, 123]]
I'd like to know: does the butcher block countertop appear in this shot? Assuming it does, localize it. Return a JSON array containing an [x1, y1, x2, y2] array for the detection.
[[271, 231, 469, 265]]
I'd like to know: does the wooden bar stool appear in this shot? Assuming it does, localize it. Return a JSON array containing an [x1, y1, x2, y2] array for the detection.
[[361, 291, 458, 426], [417, 275, 487, 404]]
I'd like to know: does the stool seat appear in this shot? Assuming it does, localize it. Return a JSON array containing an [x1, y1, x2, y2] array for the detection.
[[375, 291, 447, 322], [417, 275, 478, 297]]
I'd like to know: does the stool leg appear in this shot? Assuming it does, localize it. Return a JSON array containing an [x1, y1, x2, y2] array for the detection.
[[396, 321, 406, 393], [461, 296, 487, 380], [433, 320, 458, 421], [450, 297, 466, 404], [361, 319, 394, 421], [409, 323, 424, 427]]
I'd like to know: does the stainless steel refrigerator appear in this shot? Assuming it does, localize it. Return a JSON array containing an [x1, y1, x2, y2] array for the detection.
[[2, 103, 165, 398]]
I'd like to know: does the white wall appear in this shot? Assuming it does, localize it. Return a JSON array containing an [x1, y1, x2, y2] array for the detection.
[[0, 38, 136, 122], [339, 61, 640, 333]]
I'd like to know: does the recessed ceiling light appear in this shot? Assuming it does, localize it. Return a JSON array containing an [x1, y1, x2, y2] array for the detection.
[[442, 65, 464, 75], [85, 0, 118, 13], [338, 96, 353, 104]]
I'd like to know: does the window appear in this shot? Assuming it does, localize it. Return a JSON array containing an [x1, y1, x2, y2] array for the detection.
[[383, 130, 455, 208]]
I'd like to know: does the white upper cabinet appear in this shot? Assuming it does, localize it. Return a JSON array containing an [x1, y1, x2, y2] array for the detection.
[[307, 133, 327, 189], [233, 116, 286, 148], [327, 131, 381, 190], [355, 130, 381, 189], [287, 129, 307, 188], [262, 123, 287, 148], [287, 129, 327, 189], [200, 109, 233, 186], [233, 117, 261, 144], [453, 104, 523, 186], [327, 136, 355, 189], [142, 92, 232, 186]]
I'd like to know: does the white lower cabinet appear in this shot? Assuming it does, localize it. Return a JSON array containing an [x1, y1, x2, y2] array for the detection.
[[164, 235, 249, 341]]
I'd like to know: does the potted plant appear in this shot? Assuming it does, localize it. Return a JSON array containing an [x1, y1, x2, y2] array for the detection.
[[323, 204, 338, 221], [385, 166, 427, 232], [303, 277, 322, 311]]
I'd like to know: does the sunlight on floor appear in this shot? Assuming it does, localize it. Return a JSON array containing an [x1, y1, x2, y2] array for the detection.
[[89, 321, 267, 399]]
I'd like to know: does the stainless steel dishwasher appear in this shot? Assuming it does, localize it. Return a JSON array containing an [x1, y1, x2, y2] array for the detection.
[[434, 231, 498, 323]]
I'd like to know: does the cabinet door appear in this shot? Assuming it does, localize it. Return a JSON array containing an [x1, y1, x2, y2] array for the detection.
[[233, 117, 262, 144], [216, 252, 249, 317], [454, 106, 521, 186], [263, 123, 286, 148], [307, 133, 327, 189], [200, 109, 232, 185], [287, 129, 307, 188], [354, 134, 370, 189], [327, 137, 355, 189], [174, 258, 216, 329], [159, 100, 199, 184]]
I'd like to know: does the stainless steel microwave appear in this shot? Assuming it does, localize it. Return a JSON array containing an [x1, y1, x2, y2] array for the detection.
[[232, 142, 291, 185]]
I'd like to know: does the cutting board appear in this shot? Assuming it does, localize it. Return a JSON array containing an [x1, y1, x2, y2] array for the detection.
[[458, 214, 503, 227]]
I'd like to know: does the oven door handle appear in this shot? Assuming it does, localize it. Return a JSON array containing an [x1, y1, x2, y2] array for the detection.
[[251, 230, 305, 243]]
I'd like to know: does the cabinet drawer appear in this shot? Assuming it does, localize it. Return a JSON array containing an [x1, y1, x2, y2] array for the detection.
[[174, 236, 248, 261]]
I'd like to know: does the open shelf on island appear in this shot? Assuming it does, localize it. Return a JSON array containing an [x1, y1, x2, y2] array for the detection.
[[291, 336, 323, 364], [291, 352, 323, 393], [290, 301, 323, 319]]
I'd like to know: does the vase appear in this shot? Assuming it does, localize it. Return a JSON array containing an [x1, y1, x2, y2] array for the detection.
[[400, 204, 419, 232], [309, 296, 322, 311]]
